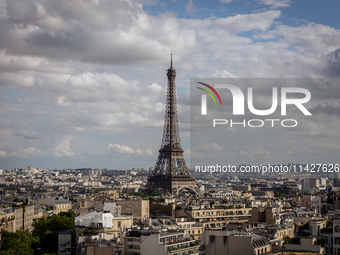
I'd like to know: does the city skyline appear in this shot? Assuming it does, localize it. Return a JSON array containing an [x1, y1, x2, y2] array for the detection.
[[0, 0, 340, 169]]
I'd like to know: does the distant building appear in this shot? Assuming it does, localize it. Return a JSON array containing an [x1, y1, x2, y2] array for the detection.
[[176, 219, 203, 241], [333, 219, 340, 255], [309, 219, 326, 236], [23, 205, 35, 232], [79, 238, 122, 255], [124, 229, 199, 255], [320, 178, 327, 190], [103, 202, 121, 216], [0, 204, 42, 233], [0, 207, 14, 232], [326, 191, 340, 211], [75, 210, 133, 244], [175, 206, 252, 229], [75, 211, 114, 228], [0, 206, 13, 216], [103, 169, 127, 176], [77, 199, 103, 216], [116, 200, 149, 220], [283, 237, 324, 254], [249, 207, 278, 225], [209, 191, 234, 198], [303, 195, 322, 213], [202, 229, 272, 255], [304, 178, 320, 190], [334, 171, 340, 187], [58, 230, 72, 255], [254, 223, 294, 241], [38, 197, 72, 214]]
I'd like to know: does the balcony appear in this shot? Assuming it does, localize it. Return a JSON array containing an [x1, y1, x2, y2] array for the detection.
[[167, 240, 200, 254], [166, 239, 197, 246], [194, 214, 251, 219], [168, 246, 199, 254]]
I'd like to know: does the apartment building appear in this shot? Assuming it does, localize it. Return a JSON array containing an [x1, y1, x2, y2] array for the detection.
[[39, 197, 72, 214], [124, 229, 200, 255], [58, 230, 72, 255], [202, 229, 272, 255], [175, 206, 252, 229], [333, 219, 340, 255], [254, 223, 295, 241], [284, 237, 324, 254], [176, 219, 203, 241], [303, 195, 322, 213]]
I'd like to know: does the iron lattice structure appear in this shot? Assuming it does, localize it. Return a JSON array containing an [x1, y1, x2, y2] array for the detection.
[[153, 57, 189, 178], [147, 56, 199, 196]]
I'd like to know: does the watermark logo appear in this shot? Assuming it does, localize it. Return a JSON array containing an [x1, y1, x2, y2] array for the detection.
[[196, 82, 222, 115], [196, 81, 312, 128], [198, 83, 311, 116]]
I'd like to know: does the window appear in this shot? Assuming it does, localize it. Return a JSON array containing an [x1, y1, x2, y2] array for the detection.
[[335, 238, 340, 245], [198, 230, 200, 234], [118, 221, 121, 227], [206, 212, 210, 216], [335, 225, 340, 232], [196, 213, 199, 216]]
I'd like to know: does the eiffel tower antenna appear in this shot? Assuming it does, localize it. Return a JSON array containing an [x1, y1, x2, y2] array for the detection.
[[146, 55, 200, 196], [170, 52, 172, 67]]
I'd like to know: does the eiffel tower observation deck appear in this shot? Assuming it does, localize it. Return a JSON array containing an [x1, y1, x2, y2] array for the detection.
[[146, 55, 200, 196]]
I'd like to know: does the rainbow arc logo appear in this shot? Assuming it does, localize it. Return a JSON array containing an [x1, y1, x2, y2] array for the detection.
[[196, 82, 222, 115], [196, 82, 222, 106]]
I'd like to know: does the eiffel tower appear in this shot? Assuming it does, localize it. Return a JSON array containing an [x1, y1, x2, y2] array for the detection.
[[147, 55, 200, 196]]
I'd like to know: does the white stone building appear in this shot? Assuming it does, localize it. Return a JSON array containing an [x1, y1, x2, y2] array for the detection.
[[75, 211, 114, 228]]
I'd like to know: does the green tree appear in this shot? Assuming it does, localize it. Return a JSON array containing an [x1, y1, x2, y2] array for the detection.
[[284, 236, 291, 244], [291, 237, 301, 244], [0, 230, 39, 255], [274, 191, 289, 198], [32, 209, 75, 253], [175, 205, 182, 210]]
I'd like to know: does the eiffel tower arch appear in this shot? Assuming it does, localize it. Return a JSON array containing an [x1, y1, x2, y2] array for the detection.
[[146, 55, 200, 196]]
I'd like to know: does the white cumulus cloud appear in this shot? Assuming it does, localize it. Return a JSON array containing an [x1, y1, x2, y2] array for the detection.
[[185, 0, 196, 15], [258, 0, 292, 9], [0, 150, 8, 157], [108, 143, 143, 154]]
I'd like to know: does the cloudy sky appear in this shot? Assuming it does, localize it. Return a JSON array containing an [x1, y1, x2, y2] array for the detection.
[[0, 0, 339, 170]]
